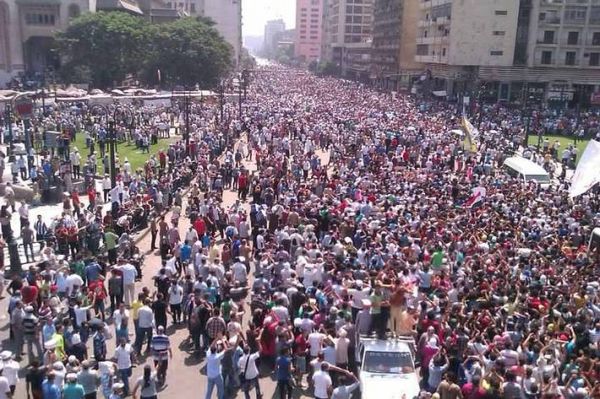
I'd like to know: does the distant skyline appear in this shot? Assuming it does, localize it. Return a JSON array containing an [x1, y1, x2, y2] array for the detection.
[[243, 0, 296, 37]]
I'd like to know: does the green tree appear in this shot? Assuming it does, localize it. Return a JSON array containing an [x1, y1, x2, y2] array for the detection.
[[141, 17, 232, 88], [56, 11, 150, 88]]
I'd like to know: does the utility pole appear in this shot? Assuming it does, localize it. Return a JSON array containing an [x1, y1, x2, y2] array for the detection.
[[238, 76, 242, 119], [184, 93, 190, 156], [4, 103, 14, 162], [109, 120, 116, 188]]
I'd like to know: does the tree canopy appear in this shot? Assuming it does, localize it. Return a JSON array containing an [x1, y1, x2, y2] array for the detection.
[[56, 12, 232, 89]]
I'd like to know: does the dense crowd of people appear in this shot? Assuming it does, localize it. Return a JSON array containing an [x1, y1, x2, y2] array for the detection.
[[0, 65, 599, 399]]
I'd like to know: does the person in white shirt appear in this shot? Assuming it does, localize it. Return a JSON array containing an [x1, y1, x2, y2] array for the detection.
[[65, 270, 84, 297], [113, 303, 130, 345], [330, 369, 360, 399], [308, 330, 326, 358], [238, 346, 261, 399], [312, 362, 333, 399], [114, 338, 134, 396], [0, 351, 19, 394], [231, 259, 248, 284], [134, 299, 155, 355], [102, 176, 112, 203], [114, 260, 138, 306], [168, 281, 184, 324]]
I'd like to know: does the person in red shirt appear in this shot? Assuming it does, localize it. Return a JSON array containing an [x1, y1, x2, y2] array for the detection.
[[87, 186, 96, 210], [193, 217, 206, 237], [238, 172, 248, 201], [21, 284, 39, 306]]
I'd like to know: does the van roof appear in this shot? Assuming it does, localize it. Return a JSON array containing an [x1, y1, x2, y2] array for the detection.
[[360, 338, 412, 353], [503, 156, 549, 176]]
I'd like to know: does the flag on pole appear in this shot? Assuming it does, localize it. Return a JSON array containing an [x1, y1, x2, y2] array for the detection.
[[569, 140, 600, 197], [461, 116, 479, 153], [464, 186, 487, 208]]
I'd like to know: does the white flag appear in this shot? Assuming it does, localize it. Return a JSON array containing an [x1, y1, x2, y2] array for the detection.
[[569, 140, 600, 197]]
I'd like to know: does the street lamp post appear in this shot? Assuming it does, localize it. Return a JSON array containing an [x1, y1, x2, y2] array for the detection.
[[4, 103, 14, 162], [238, 76, 242, 120]]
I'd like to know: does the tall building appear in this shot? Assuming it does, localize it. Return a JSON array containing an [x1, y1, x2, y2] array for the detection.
[[295, 0, 325, 62], [263, 19, 286, 56], [323, 0, 374, 78], [370, 0, 422, 90], [0, 0, 96, 85], [415, 0, 600, 107], [167, 0, 242, 67]]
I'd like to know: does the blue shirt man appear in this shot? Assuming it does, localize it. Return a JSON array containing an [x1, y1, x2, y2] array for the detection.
[[42, 377, 61, 399], [84, 262, 102, 283]]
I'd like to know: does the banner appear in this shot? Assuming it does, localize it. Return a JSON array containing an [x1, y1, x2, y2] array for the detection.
[[461, 115, 478, 153], [569, 140, 600, 197]]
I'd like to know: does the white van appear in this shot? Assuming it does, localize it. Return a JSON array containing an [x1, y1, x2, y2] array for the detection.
[[503, 156, 551, 187], [356, 336, 420, 399]]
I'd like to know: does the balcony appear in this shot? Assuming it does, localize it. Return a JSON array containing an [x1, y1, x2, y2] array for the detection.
[[541, 0, 563, 5], [415, 55, 447, 63], [537, 39, 558, 45], [418, 20, 432, 28], [416, 36, 436, 44], [434, 16, 450, 25], [539, 17, 562, 25]]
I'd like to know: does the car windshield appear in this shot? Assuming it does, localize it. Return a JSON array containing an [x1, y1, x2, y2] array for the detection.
[[363, 351, 414, 374], [526, 174, 551, 183]]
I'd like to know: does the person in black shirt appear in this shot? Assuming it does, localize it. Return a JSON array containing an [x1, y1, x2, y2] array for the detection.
[[152, 293, 169, 329], [67, 333, 88, 362], [25, 360, 45, 399]]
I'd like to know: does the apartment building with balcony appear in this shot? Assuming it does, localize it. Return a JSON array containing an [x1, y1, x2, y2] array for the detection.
[[321, 0, 374, 78], [415, 0, 600, 107], [295, 0, 325, 62], [370, 0, 423, 91]]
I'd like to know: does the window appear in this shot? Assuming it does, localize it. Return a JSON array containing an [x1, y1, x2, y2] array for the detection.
[[416, 44, 428, 55], [564, 6, 587, 23], [567, 31, 579, 45], [190, 3, 195, 12], [590, 52, 600, 66], [539, 12, 546, 21], [68, 4, 80, 18], [25, 13, 55, 25], [490, 50, 503, 56], [495, 10, 508, 15], [593, 32, 600, 45], [442, 48, 446, 56], [424, 30, 428, 37], [543, 30, 555, 44], [493, 31, 505, 36], [541, 50, 553, 64], [565, 51, 576, 65], [300, 35, 306, 39]]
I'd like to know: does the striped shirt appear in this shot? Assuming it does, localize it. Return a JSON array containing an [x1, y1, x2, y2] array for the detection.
[[150, 334, 170, 360], [22, 315, 39, 337]]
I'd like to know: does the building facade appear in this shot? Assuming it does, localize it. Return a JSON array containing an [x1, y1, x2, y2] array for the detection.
[[295, 0, 325, 62], [415, 0, 600, 107], [371, 0, 423, 90], [163, 0, 242, 67], [263, 19, 286, 56], [323, 0, 374, 78], [0, 0, 96, 85]]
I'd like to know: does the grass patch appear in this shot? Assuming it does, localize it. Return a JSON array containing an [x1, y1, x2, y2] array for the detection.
[[71, 133, 177, 171], [527, 134, 590, 164]]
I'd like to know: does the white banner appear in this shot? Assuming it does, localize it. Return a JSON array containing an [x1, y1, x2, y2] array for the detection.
[[569, 140, 600, 197]]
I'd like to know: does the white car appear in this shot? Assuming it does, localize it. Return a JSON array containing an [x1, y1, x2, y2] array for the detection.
[[356, 337, 420, 399]]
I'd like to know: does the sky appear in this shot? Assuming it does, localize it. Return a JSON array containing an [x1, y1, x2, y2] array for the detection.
[[243, 0, 296, 37]]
